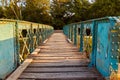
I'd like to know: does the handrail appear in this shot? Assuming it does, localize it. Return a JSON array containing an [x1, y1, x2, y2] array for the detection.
[[0, 19, 54, 79], [63, 16, 120, 79]]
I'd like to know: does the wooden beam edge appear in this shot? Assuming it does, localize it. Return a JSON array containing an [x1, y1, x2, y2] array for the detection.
[[43, 39, 49, 44], [31, 48, 41, 55], [6, 59, 33, 80], [67, 39, 73, 44]]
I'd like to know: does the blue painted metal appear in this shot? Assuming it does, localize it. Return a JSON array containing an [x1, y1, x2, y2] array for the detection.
[[73, 24, 76, 45], [80, 23, 84, 52], [0, 22, 17, 79], [90, 20, 97, 67], [63, 16, 120, 79], [0, 19, 54, 79]]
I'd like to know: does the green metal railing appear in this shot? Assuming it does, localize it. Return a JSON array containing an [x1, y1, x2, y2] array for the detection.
[[63, 16, 120, 79], [0, 19, 54, 79]]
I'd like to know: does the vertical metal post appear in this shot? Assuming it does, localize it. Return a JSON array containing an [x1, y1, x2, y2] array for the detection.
[[89, 20, 97, 67], [69, 26, 71, 39], [15, 21, 20, 66], [42, 25, 44, 42], [37, 24, 40, 45], [74, 24, 77, 45], [80, 23, 84, 52], [71, 25, 73, 41], [30, 23, 33, 53]]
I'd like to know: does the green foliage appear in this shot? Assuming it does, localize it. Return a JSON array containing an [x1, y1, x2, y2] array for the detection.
[[88, 0, 120, 19], [50, 0, 71, 29], [0, 0, 120, 29], [50, 0, 90, 29], [22, 0, 52, 24], [0, 7, 4, 18]]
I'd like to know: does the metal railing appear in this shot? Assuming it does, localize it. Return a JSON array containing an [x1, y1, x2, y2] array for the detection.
[[63, 16, 120, 79], [0, 19, 54, 79]]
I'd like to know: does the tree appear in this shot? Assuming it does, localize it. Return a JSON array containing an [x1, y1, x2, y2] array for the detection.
[[22, 0, 52, 24], [50, 0, 90, 29], [0, 0, 23, 19], [88, 0, 120, 19], [51, 0, 74, 29], [71, 0, 90, 21]]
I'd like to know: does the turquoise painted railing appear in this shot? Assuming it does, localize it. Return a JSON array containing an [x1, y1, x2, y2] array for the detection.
[[0, 19, 54, 79], [63, 17, 120, 79]]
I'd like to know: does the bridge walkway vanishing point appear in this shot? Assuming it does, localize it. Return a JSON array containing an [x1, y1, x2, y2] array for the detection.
[[14, 31, 103, 80]]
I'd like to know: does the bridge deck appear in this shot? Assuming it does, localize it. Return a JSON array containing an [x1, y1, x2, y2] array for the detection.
[[18, 32, 104, 80]]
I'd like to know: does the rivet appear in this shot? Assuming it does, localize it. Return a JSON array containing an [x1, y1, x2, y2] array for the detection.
[[118, 34, 120, 37], [117, 56, 119, 59], [111, 63, 113, 65], [117, 49, 120, 52], [110, 68, 113, 71], [115, 70, 118, 72], [111, 56, 113, 58], [110, 69, 112, 72], [118, 42, 120, 44], [112, 49, 114, 51], [112, 35, 115, 37], [112, 42, 115, 44], [116, 63, 118, 65], [113, 27, 116, 29]]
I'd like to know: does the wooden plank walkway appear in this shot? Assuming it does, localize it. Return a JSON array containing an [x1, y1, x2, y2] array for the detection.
[[18, 31, 104, 80]]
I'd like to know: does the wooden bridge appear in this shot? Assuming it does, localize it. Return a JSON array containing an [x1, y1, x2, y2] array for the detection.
[[1, 17, 120, 80], [7, 31, 104, 80]]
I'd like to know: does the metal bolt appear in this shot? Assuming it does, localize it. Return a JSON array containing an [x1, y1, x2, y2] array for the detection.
[[117, 56, 119, 59], [112, 49, 114, 51], [111, 56, 113, 58], [110, 69, 112, 72], [117, 49, 120, 52], [112, 35, 115, 37], [118, 34, 120, 37], [112, 42, 115, 44], [118, 42, 120, 44], [111, 63, 113, 65], [113, 27, 116, 29], [116, 63, 118, 65]]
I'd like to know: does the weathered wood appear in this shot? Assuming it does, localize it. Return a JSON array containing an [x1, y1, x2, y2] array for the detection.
[[6, 59, 32, 80], [31, 48, 41, 55], [31, 56, 86, 60], [19, 72, 101, 79], [28, 62, 89, 67], [24, 67, 98, 73], [18, 32, 104, 80], [43, 39, 49, 43]]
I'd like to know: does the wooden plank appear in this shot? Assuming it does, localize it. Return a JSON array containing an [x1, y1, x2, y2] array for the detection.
[[18, 72, 101, 79], [38, 52, 82, 54], [40, 51, 79, 53], [31, 54, 84, 57], [41, 49, 79, 51], [31, 56, 86, 60], [40, 48, 79, 50], [23, 67, 98, 73], [39, 46, 76, 49], [32, 59, 89, 63], [18, 32, 103, 80], [18, 78, 102, 80], [28, 62, 89, 67], [6, 59, 33, 80]]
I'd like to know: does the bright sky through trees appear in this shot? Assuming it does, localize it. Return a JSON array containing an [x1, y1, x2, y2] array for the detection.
[[0, 0, 120, 29]]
